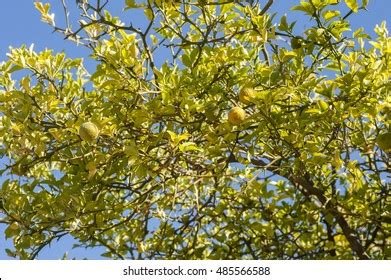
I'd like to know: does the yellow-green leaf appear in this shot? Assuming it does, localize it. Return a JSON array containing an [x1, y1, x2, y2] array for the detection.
[[322, 10, 340, 21], [344, 0, 359, 12]]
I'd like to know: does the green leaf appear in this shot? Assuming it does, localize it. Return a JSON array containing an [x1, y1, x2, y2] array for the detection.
[[179, 142, 203, 152], [322, 10, 340, 21], [166, 130, 177, 143], [221, 3, 234, 15], [124, 0, 142, 10], [124, 141, 139, 158], [182, 54, 192, 68], [5, 222, 20, 239], [144, 8, 153, 20], [125, 0, 137, 8], [101, 252, 112, 258], [325, 0, 339, 4], [34, 2, 55, 25], [177, 133, 190, 143], [291, 1, 314, 15], [344, 0, 359, 12], [99, 79, 117, 89], [279, 15, 289, 32], [362, 0, 369, 9], [280, 49, 297, 62], [353, 27, 371, 39], [8, 65, 23, 73], [6, 248, 16, 258], [33, 2, 48, 14]]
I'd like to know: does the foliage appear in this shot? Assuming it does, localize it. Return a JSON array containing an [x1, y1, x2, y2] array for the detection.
[[0, 0, 390, 259]]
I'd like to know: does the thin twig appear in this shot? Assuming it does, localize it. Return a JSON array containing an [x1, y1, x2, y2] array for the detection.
[[260, 0, 273, 15], [61, 0, 70, 31]]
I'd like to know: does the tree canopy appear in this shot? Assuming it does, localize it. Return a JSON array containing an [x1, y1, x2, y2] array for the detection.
[[0, 0, 390, 259]]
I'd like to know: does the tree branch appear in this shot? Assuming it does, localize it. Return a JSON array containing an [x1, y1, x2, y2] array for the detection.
[[260, 0, 273, 15], [244, 157, 370, 259]]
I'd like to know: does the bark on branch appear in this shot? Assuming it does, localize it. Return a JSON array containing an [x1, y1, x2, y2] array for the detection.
[[248, 157, 369, 259]]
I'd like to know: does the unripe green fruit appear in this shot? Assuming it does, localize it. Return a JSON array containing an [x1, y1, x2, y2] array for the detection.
[[291, 37, 303, 49], [239, 87, 256, 105], [79, 122, 99, 142], [228, 107, 246, 125], [376, 132, 391, 152]]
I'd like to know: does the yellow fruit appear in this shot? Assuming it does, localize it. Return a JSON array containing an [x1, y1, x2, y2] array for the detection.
[[228, 107, 246, 125], [239, 87, 256, 105], [376, 132, 391, 152], [79, 122, 99, 142]]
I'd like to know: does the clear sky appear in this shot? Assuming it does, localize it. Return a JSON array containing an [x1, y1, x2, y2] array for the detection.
[[0, 0, 389, 259]]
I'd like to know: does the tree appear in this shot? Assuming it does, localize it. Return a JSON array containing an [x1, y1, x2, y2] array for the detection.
[[0, 0, 389, 260]]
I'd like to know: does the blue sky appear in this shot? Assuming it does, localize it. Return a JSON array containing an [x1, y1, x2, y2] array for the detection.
[[0, 0, 390, 259]]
